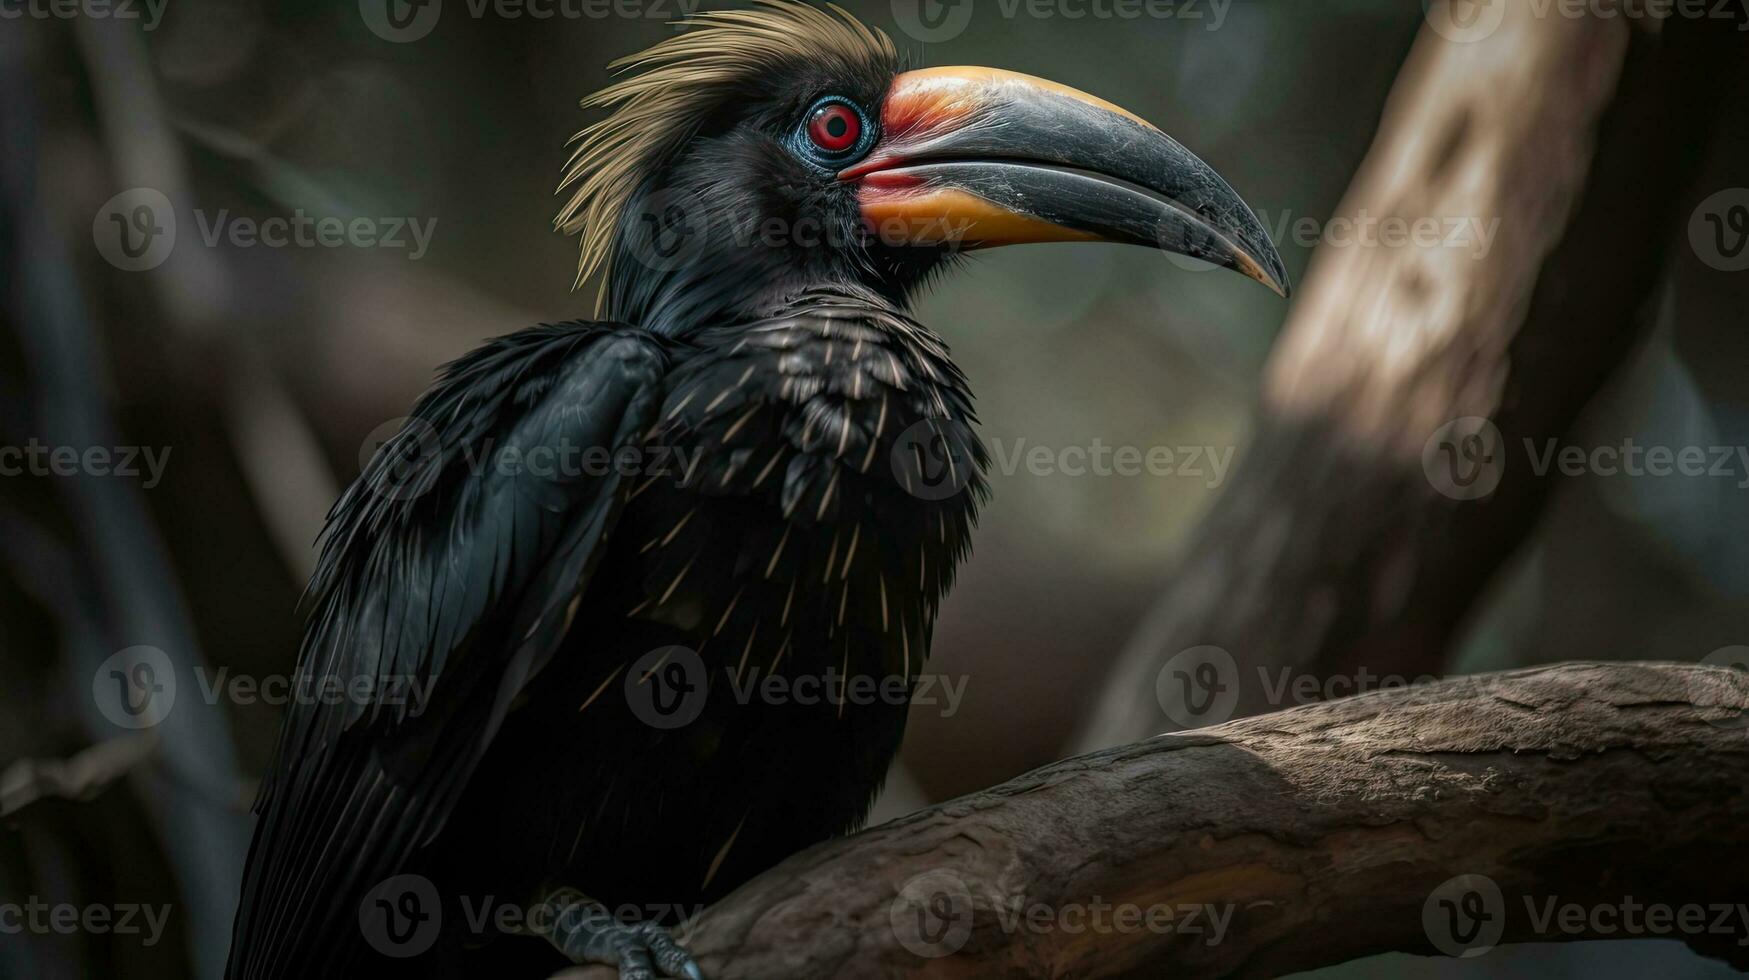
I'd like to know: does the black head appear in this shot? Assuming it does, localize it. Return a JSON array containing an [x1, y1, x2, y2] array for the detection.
[[558, 1, 1288, 335]]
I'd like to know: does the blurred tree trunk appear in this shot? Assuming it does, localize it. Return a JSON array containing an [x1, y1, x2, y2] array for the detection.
[[1077, 0, 1746, 750], [0, 21, 254, 980]]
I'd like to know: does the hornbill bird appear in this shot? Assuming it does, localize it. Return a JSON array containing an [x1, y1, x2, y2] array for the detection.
[[226, 3, 1287, 977]]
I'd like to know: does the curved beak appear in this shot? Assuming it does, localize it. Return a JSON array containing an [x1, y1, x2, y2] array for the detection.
[[846, 67, 1290, 297]]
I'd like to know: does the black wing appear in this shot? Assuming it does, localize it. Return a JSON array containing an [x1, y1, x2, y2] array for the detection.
[[226, 323, 671, 979]]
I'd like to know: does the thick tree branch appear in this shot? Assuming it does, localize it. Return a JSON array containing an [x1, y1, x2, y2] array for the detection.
[[562, 662, 1749, 979]]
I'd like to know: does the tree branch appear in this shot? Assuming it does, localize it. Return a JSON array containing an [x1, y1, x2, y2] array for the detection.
[[561, 662, 1749, 979], [0, 734, 158, 818]]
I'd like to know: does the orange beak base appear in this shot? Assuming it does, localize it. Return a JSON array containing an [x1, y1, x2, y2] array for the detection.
[[845, 67, 1290, 297]]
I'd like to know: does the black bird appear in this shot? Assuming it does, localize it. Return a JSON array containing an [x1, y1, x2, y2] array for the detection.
[[226, 4, 1286, 978]]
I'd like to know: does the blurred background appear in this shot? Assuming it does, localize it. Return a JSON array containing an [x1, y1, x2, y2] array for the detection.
[[2, 0, 1746, 977]]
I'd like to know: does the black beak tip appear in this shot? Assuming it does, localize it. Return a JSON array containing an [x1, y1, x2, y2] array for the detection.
[[1269, 262, 1294, 300], [1244, 242, 1293, 299]]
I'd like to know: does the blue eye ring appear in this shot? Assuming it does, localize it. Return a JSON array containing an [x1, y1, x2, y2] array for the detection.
[[790, 96, 877, 170]]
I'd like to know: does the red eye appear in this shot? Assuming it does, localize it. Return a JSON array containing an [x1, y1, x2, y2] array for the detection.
[[806, 102, 862, 153]]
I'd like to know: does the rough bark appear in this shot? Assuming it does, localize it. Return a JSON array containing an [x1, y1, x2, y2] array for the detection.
[[562, 662, 1749, 979], [1075, 0, 1746, 748]]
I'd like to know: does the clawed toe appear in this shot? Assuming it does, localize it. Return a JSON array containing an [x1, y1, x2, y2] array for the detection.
[[540, 891, 703, 979], [607, 921, 702, 980]]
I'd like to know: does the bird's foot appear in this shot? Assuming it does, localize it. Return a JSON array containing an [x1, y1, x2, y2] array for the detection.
[[538, 888, 703, 980]]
